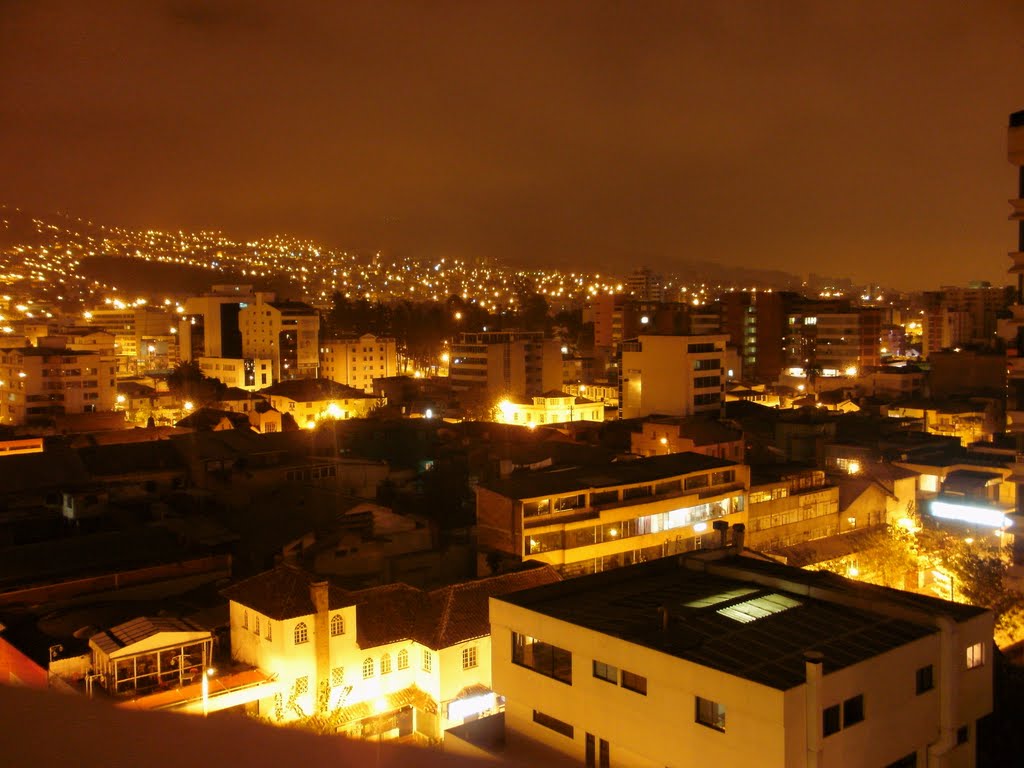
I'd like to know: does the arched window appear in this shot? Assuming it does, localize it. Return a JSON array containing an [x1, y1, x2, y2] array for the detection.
[[397, 649, 409, 670], [381, 653, 392, 675], [266, 621, 272, 641], [330, 614, 345, 637], [362, 657, 374, 679], [254, 615, 260, 635], [242, 610, 248, 629], [294, 621, 309, 645]]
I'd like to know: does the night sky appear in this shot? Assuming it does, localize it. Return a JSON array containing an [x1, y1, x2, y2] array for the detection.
[[2, 1, 1022, 288]]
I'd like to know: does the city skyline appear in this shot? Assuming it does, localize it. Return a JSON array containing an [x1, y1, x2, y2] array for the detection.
[[2, 1, 1023, 289]]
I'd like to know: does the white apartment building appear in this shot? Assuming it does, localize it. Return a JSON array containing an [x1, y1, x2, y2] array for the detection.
[[620, 335, 728, 419], [490, 547, 994, 768], [495, 391, 604, 426], [221, 563, 560, 740], [320, 334, 398, 393], [239, 294, 320, 382], [198, 357, 272, 391], [476, 452, 749, 578], [1, 341, 117, 424]]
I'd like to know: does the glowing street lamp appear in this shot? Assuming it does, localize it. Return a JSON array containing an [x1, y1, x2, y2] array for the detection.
[[183, 401, 194, 412], [201, 667, 215, 717]]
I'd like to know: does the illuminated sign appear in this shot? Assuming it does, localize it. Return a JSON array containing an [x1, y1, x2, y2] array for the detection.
[[929, 501, 1014, 529]]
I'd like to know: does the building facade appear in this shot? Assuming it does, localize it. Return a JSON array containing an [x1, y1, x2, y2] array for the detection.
[[619, 335, 728, 419], [490, 549, 993, 768], [476, 452, 749, 578], [320, 334, 398, 393], [449, 330, 562, 398], [198, 357, 273, 391], [239, 294, 320, 382]]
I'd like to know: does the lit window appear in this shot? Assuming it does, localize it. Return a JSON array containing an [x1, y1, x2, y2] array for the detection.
[[294, 622, 309, 644], [397, 649, 409, 670], [295, 675, 309, 694], [381, 653, 392, 674], [330, 614, 345, 636], [966, 642, 984, 669], [422, 649, 433, 673], [362, 657, 374, 679], [331, 667, 344, 687], [695, 696, 726, 731], [462, 647, 477, 670]]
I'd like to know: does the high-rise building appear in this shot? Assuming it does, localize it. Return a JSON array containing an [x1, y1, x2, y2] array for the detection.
[[240, 294, 320, 382], [449, 330, 561, 398], [626, 267, 665, 303], [320, 333, 398, 393], [0, 339, 117, 424], [719, 291, 795, 383], [619, 334, 727, 419], [178, 285, 257, 362]]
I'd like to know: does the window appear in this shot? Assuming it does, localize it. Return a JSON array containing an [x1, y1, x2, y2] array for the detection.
[[512, 632, 572, 684], [843, 695, 864, 727], [294, 621, 309, 644], [254, 615, 260, 635], [462, 646, 478, 670], [621, 670, 647, 695], [592, 660, 618, 684], [295, 675, 309, 694], [331, 667, 344, 687], [330, 614, 345, 636], [422, 649, 432, 673], [397, 649, 409, 670], [242, 610, 248, 629], [695, 696, 726, 731], [966, 642, 984, 669], [533, 710, 573, 738], [916, 665, 934, 694], [957, 725, 969, 745], [823, 704, 841, 736], [266, 621, 272, 640], [381, 653, 392, 675], [362, 658, 374, 679]]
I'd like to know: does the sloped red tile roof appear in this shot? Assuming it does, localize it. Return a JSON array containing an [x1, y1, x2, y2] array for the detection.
[[220, 563, 355, 620], [223, 563, 561, 649]]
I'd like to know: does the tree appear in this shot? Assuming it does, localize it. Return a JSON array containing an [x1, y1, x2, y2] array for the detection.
[[166, 360, 224, 404]]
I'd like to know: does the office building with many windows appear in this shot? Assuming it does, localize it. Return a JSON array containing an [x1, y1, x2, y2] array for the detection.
[[476, 452, 748, 578]]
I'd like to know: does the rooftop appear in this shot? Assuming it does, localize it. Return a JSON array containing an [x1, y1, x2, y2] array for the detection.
[[479, 452, 738, 501], [493, 552, 985, 690]]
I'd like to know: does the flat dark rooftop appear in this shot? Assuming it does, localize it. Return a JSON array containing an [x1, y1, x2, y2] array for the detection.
[[495, 553, 985, 690], [479, 452, 737, 501]]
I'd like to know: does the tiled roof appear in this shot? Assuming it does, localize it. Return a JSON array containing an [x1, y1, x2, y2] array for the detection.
[[222, 563, 561, 650], [220, 563, 355, 620]]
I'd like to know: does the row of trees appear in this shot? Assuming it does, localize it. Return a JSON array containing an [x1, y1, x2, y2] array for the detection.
[[817, 507, 1023, 645]]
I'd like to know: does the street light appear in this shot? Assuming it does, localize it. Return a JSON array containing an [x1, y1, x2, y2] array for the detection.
[[201, 667, 215, 716]]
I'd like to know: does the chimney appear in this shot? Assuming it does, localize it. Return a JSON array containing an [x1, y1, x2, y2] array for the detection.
[[310, 580, 330, 714], [732, 523, 746, 552], [804, 651, 824, 768], [713, 520, 729, 549]]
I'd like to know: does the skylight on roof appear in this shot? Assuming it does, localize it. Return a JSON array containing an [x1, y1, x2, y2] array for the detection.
[[716, 593, 801, 623], [683, 587, 758, 609]]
